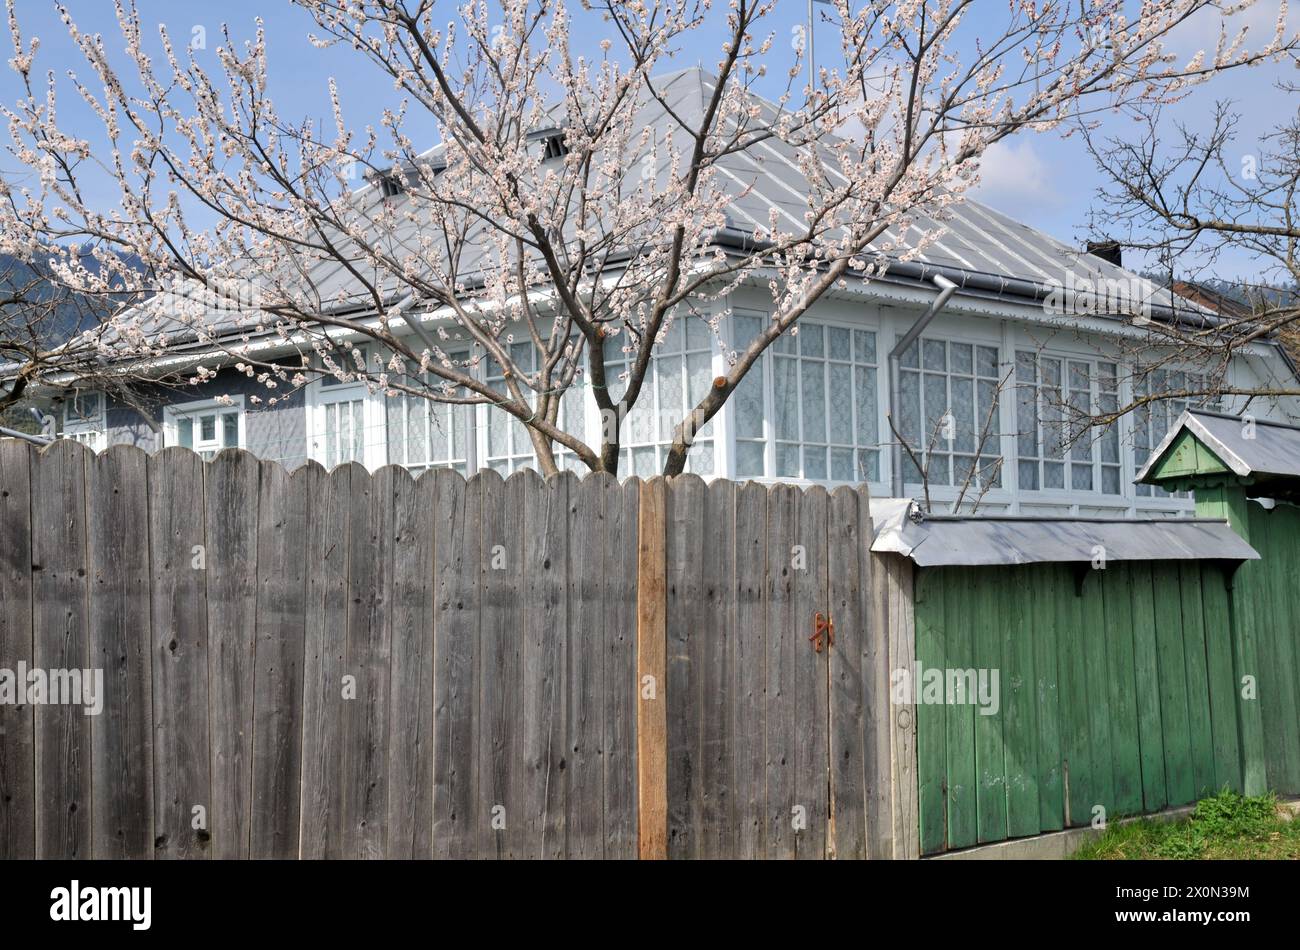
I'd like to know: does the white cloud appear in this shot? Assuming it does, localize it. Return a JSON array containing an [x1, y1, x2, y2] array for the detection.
[[969, 138, 1062, 215]]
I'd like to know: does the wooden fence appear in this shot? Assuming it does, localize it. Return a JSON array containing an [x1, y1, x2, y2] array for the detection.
[[0, 440, 895, 859]]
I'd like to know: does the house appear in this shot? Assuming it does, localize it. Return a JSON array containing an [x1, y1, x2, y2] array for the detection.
[[28, 69, 1300, 518]]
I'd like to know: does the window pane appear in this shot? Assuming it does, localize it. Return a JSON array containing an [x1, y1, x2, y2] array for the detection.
[[776, 443, 800, 477], [828, 327, 850, 359], [950, 343, 972, 375], [854, 330, 877, 364], [977, 346, 999, 379], [828, 363, 853, 444], [200, 415, 216, 442], [922, 339, 946, 371], [735, 370, 765, 440], [774, 357, 799, 441], [950, 376, 974, 453], [736, 441, 765, 477], [801, 361, 826, 442], [800, 324, 824, 357], [177, 418, 194, 449], [222, 413, 239, 448], [855, 366, 878, 446]]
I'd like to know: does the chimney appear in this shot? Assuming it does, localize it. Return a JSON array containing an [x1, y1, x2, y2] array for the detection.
[[1087, 240, 1122, 267]]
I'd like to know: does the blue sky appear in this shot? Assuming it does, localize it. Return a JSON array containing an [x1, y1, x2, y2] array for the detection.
[[2, 0, 1294, 280]]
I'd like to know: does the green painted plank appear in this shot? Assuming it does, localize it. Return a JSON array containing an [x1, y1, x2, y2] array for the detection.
[[1153, 562, 1194, 806], [1002, 566, 1039, 838], [1280, 507, 1300, 796], [1129, 562, 1167, 812], [972, 567, 1006, 844], [1055, 566, 1093, 826], [1178, 562, 1216, 800], [1101, 564, 1143, 816], [1253, 506, 1300, 794], [1148, 431, 1229, 481], [1031, 564, 1063, 832], [944, 569, 977, 850], [1199, 564, 1242, 794], [914, 568, 947, 854], [1080, 569, 1114, 824]]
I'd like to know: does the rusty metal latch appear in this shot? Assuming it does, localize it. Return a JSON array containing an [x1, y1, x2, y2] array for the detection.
[[811, 612, 834, 653]]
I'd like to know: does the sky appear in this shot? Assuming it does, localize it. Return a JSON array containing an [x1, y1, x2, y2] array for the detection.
[[1, 0, 1295, 282]]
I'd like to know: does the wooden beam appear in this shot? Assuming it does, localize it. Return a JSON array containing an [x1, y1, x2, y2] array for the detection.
[[636, 478, 669, 860]]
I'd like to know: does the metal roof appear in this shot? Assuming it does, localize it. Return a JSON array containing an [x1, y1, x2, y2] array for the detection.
[[868, 498, 1258, 567], [85, 67, 1212, 358], [1136, 408, 1300, 486]]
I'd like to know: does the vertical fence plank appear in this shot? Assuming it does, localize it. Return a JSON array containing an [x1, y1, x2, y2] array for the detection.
[[603, 475, 640, 859], [343, 464, 392, 858], [665, 474, 705, 859], [0, 440, 35, 858], [536, 472, 570, 857], [882, 554, 917, 859], [1003, 565, 1039, 839], [87, 445, 153, 858], [636, 477, 668, 860], [972, 567, 1006, 844], [250, 460, 313, 859], [945, 569, 977, 847], [1153, 562, 1193, 807], [386, 467, 436, 859], [1032, 565, 1063, 832], [299, 463, 353, 858], [479, 469, 522, 858], [148, 446, 210, 858], [31, 440, 93, 858], [1178, 562, 1216, 800], [1129, 562, 1166, 812], [1080, 569, 1114, 824], [1101, 563, 1143, 817], [568, 472, 607, 859], [1200, 565, 1242, 793], [205, 450, 260, 858], [914, 567, 946, 854], [699, 477, 736, 859], [827, 486, 867, 858], [432, 468, 481, 857], [793, 486, 829, 860], [732, 481, 768, 860], [764, 483, 798, 859]]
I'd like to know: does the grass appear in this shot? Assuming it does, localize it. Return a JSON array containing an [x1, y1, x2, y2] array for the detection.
[[1073, 790, 1300, 860]]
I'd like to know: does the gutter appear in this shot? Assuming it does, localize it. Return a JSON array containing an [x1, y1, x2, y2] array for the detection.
[[887, 274, 958, 498]]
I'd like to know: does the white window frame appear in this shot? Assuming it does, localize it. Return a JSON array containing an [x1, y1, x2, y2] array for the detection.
[[895, 332, 1006, 499], [1012, 350, 1125, 499], [306, 378, 386, 470], [163, 395, 247, 459], [60, 390, 106, 451]]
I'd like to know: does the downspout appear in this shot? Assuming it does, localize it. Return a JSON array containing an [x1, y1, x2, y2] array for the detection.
[[888, 274, 958, 499], [0, 425, 52, 446]]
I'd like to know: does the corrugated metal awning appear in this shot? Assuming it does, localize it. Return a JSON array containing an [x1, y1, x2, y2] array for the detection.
[[869, 498, 1259, 567]]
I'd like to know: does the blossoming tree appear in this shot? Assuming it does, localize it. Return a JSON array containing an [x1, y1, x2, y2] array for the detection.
[[2, 0, 1294, 475]]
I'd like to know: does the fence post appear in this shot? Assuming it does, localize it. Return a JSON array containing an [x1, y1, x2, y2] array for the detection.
[[636, 478, 668, 859]]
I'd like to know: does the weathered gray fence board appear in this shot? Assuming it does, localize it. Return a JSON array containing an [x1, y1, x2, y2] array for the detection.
[[31, 441, 92, 858], [517, 470, 570, 857], [148, 447, 211, 858], [879, 553, 918, 859], [432, 468, 481, 857], [793, 486, 830, 859], [602, 475, 640, 859], [250, 460, 313, 858], [827, 486, 868, 858], [343, 463, 391, 858], [0, 438, 35, 859], [299, 463, 353, 858], [568, 471, 605, 858], [666, 474, 705, 858], [386, 467, 435, 859], [764, 483, 798, 858], [699, 478, 736, 859], [478, 469, 523, 858], [87, 445, 153, 859], [205, 450, 260, 857], [732, 480, 768, 859]]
